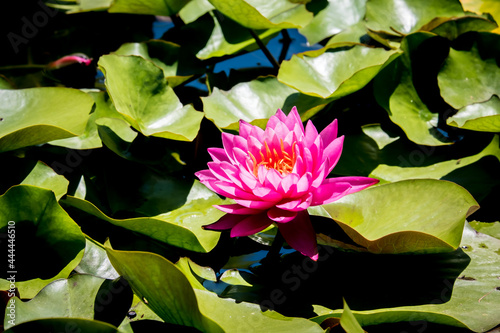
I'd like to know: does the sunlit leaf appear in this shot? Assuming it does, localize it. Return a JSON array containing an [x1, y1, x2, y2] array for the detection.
[[74, 238, 120, 280], [0, 87, 93, 152], [438, 40, 500, 109], [98, 54, 203, 141], [365, 0, 464, 35], [108, 0, 190, 15], [207, 0, 313, 29], [196, 11, 280, 60], [317, 179, 479, 254], [422, 14, 497, 40], [461, 0, 500, 33], [114, 41, 194, 87], [20, 161, 69, 201], [179, 0, 215, 24], [469, 221, 500, 238], [447, 95, 500, 132], [340, 299, 364, 333], [299, 0, 367, 45], [278, 44, 400, 99]]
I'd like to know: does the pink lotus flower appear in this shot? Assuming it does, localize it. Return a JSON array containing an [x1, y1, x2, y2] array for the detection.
[[195, 107, 378, 260]]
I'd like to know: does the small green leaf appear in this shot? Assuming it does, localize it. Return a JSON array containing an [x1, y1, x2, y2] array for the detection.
[[447, 95, 500, 132], [98, 54, 203, 141], [278, 44, 399, 99], [220, 269, 253, 287], [108, 0, 190, 15], [114, 41, 195, 87], [438, 41, 500, 109], [423, 15, 498, 40], [74, 237, 120, 280], [207, 0, 313, 29], [0, 87, 93, 152], [365, 0, 464, 35], [196, 12, 280, 60], [179, 0, 215, 24], [361, 124, 400, 150], [299, 0, 367, 45], [318, 179, 479, 253], [469, 221, 500, 239], [21, 161, 69, 201]]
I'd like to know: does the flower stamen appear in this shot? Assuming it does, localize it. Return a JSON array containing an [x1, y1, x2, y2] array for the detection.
[[249, 140, 296, 177]]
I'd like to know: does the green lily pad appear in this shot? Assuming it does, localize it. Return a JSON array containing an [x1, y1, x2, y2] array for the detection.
[[202, 76, 331, 130], [361, 124, 400, 149], [196, 11, 280, 60], [469, 221, 500, 239], [438, 41, 500, 109], [61, 181, 226, 253], [179, 0, 215, 24], [365, 0, 464, 35], [278, 44, 400, 99], [74, 237, 120, 280], [0, 186, 86, 282], [461, 0, 500, 33], [299, 0, 367, 45], [20, 161, 69, 201], [4, 318, 122, 333], [98, 54, 203, 141], [4, 274, 105, 330], [106, 247, 324, 332], [422, 14, 498, 40], [108, 0, 190, 15], [317, 179, 479, 254], [49, 90, 137, 150], [0, 87, 93, 152], [447, 95, 500, 132], [370, 135, 500, 183], [114, 41, 194, 87], [312, 223, 500, 332], [207, 0, 313, 30], [45, 0, 113, 13]]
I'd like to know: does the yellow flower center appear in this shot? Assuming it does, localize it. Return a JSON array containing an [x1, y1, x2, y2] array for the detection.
[[250, 140, 296, 177]]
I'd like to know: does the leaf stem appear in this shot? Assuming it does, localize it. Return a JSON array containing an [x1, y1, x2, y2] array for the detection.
[[278, 29, 291, 63], [248, 29, 280, 70]]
